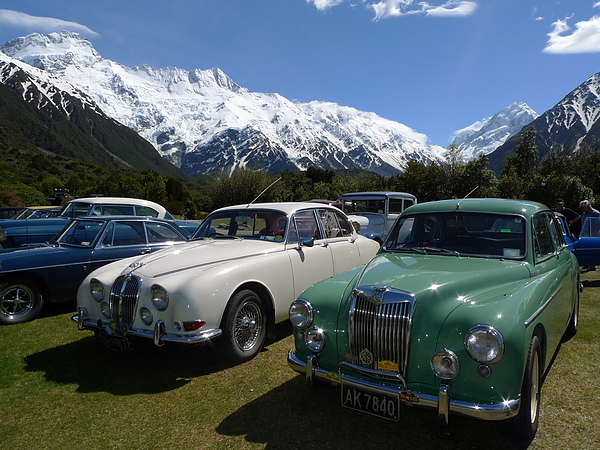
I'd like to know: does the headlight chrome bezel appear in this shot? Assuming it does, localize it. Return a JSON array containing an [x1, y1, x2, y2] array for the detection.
[[305, 327, 325, 352], [430, 349, 460, 379], [464, 325, 505, 364], [150, 285, 169, 311], [90, 279, 105, 302], [289, 299, 313, 329]]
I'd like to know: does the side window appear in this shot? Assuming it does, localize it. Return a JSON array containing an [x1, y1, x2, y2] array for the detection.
[[318, 209, 342, 238], [335, 211, 353, 237], [388, 199, 404, 214], [101, 222, 115, 246], [146, 223, 185, 243], [96, 205, 135, 216], [291, 210, 321, 241], [136, 206, 160, 218], [549, 214, 566, 249], [112, 222, 146, 246], [533, 214, 555, 261]]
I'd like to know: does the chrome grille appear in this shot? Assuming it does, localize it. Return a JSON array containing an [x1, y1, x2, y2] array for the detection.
[[348, 286, 415, 377], [109, 274, 141, 330]]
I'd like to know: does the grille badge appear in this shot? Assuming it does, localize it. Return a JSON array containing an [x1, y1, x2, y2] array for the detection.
[[359, 348, 374, 365]]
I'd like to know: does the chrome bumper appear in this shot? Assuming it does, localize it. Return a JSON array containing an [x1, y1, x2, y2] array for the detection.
[[287, 350, 519, 424], [72, 308, 222, 346]]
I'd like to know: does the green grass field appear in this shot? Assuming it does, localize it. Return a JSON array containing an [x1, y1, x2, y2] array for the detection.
[[1, 271, 599, 449]]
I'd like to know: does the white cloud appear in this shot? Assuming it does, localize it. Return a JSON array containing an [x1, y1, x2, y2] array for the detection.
[[307, 0, 478, 19], [0, 9, 99, 38], [544, 15, 600, 54], [306, 0, 346, 11]]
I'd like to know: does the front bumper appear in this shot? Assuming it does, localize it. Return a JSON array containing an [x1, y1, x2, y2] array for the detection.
[[287, 350, 519, 424], [72, 307, 222, 346]]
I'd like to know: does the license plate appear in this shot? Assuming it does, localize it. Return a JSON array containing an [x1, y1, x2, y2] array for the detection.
[[341, 383, 400, 421], [95, 332, 131, 352]]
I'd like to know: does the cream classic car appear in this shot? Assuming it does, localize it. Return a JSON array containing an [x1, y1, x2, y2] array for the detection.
[[74, 202, 380, 362]]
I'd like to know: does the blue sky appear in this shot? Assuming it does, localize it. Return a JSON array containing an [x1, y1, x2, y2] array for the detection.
[[1, 1, 600, 146]]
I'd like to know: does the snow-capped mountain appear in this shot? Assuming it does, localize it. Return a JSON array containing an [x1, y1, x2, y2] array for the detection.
[[489, 73, 600, 173], [0, 32, 446, 177], [0, 49, 182, 176], [451, 102, 538, 160]]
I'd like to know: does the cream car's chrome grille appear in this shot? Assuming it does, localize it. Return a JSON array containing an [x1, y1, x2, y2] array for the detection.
[[348, 286, 416, 377], [109, 274, 141, 330]]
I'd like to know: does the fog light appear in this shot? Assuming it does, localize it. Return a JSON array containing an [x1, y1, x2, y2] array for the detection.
[[431, 349, 460, 379], [140, 307, 153, 326], [305, 328, 325, 352]]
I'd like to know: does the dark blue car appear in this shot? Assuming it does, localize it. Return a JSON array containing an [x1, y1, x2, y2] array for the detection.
[[0, 216, 189, 324], [0, 197, 199, 249], [556, 213, 600, 267]]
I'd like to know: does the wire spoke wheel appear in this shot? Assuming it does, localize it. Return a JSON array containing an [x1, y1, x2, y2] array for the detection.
[[221, 289, 266, 363], [233, 301, 263, 351]]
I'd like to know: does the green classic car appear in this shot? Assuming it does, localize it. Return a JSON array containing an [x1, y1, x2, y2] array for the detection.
[[287, 198, 580, 441]]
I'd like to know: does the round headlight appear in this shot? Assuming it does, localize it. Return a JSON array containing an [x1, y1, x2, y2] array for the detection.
[[464, 325, 504, 364], [431, 349, 460, 379], [140, 307, 153, 326], [100, 301, 110, 319], [151, 285, 169, 311], [90, 279, 105, 302], [289, 299, 313, 329], [305, 328, 325, 352]]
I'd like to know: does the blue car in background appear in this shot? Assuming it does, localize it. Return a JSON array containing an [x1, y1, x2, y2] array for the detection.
[[0, 216, 189, 324], [0, 197, 199, 249], [556, 213, 600, 267]]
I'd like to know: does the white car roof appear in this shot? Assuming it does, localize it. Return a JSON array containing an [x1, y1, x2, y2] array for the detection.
[[68, 197, 168, 215], [212, 202, 340, 215]]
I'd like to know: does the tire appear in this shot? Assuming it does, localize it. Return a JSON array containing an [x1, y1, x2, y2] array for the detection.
[[0, 277, 44, 324], [220, 289, 266, 363], [499, 335, 542, 441]]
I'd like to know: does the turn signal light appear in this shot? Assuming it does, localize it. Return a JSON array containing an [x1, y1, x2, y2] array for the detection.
[[183, 320, 206, 331]]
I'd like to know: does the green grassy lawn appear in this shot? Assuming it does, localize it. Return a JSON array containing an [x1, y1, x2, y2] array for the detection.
[[1, 272, 599, 449]]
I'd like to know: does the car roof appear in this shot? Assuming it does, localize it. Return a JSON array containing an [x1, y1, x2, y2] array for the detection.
[[341, 191, 416, 199], [403, 198, 549, 216], [211, 202, 342, 215], [67, 197, 168, 214], [72, 215, 174, 223]]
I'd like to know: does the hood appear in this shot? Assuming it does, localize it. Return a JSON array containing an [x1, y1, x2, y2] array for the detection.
[[118, 238, 285, 278], [355, 252, 532, 310], [0, 244, 78, 272]]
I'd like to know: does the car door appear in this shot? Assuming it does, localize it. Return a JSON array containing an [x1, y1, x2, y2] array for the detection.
[[285, 209, 334, 296], [317, 208, 361, 273], [573, 216, 600, 267], [531, 212, 574, 353], [90, 221, 152, 270]]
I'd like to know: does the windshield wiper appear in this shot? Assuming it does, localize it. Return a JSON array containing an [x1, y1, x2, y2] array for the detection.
[[417, 246, 460, 256]]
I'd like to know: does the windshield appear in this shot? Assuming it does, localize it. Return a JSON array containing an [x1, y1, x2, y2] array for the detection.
[[57, 220, 104, 246], [384, 212, 526, 259], [193, 209, 288, 242]]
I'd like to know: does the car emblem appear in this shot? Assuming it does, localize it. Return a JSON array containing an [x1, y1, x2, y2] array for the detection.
[[359, 348, 374, 366], [129, 261, 146, 271]]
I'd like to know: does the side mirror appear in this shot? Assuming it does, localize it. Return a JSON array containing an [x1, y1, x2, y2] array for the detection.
[[299, 237, 314, 248]]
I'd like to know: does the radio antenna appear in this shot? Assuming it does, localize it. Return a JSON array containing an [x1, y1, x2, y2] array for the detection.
[[248, 177, 282, 207], [456, 186, 479, 210]]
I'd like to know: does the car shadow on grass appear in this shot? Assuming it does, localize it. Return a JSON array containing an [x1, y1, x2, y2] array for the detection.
[[216, 375, 530, 450], [22, 320, 293, 396]]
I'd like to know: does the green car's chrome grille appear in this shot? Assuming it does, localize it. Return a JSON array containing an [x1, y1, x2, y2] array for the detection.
[[109, 274, 141, 330], [348, 286, 416, 377]]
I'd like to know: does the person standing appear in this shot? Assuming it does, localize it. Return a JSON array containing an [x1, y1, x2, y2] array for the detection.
[[553, 198, 581, 235]]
